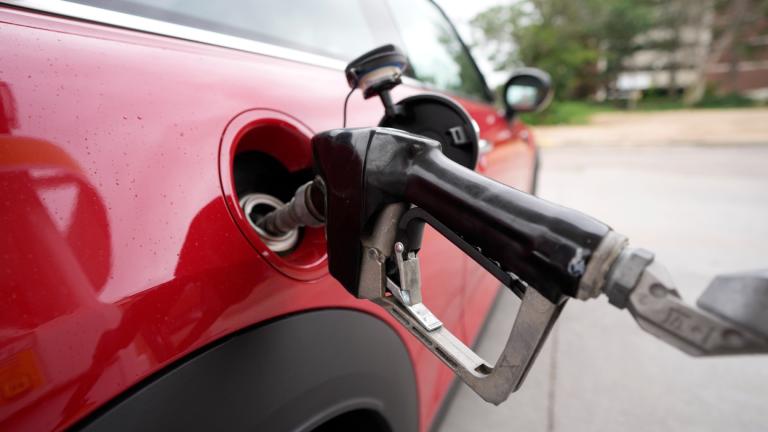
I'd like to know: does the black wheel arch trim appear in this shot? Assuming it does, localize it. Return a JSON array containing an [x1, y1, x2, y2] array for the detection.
[[74, 308, 419, 432]]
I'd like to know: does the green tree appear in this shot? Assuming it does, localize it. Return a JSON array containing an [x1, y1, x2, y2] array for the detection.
[[471, 0, 654, 100], [684, 0, 768, 104], [716, 0, 768, 93]]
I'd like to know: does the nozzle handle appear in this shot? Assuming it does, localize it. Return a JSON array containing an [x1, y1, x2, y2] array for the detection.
[[397, 138, 612, 301]]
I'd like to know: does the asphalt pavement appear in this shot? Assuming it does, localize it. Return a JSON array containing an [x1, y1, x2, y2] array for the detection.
[[439, 144, 768, 432]]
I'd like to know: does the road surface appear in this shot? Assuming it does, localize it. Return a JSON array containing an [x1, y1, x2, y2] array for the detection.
[[439, 144, 768, 432]]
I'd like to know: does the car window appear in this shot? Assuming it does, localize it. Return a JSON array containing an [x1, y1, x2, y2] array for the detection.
[[68, 0, 400, 61], [387, 0, 489, 101]]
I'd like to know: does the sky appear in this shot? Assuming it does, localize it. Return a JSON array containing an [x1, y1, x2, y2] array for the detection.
[[435, 0, 508, 87]]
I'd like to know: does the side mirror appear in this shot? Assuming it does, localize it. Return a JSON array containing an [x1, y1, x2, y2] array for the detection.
[[503, 68, 553, 118]]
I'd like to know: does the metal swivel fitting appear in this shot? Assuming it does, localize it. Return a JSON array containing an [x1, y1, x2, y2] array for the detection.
[[257, 179, 325, 238]]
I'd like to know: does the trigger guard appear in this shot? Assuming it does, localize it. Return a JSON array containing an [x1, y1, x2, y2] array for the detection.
[[397, 206, 527, 299]]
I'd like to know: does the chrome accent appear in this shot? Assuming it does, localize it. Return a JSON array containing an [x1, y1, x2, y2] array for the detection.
[[577, 230, 628, 300], [1, 0, 347, 71], [358, 65, 403, 95], [448, 126, 469, 145], [477, 139, 493, 155], [0, 1, 455, 95], [239, 193, 299, 253], [386, 278, 443, 331], [377, 277, 565, 404], [256, 181, 324, 237], [392, 242, 413, 305], [386, 242, 443, 331]]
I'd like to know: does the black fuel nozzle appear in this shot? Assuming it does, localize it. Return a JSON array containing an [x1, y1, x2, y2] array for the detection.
[[313, 127, 768, 364], [256, 126, 621, 303], [250, 43, 768, 406], [310, 126, 628, 404], [257, 126, 768, 406], [312, 127, 622, 302]]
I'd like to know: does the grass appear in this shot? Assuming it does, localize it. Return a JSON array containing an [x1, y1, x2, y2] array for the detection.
[[695, 92, 758, 108], [520, 101, 612, 125], [522, 94, 760, 126]]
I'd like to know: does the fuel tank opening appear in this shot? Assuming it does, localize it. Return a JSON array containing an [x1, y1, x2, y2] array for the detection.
[[219, 110, 328, 280], [239, 193, 299, 253]]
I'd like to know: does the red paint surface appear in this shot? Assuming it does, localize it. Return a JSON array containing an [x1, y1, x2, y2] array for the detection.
[[0, 7, 535, 431]]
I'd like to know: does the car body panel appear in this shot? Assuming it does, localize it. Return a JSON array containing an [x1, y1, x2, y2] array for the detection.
[[0, 5, 535, 431]]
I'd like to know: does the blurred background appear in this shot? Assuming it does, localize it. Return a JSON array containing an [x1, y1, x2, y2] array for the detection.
[[441, 0, 768, 121], [435, 1, 768, 431]]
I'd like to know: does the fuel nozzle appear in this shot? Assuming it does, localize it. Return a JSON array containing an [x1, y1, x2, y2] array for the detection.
[[251, 123, 768, 405], [255, 179, 325, 238], [250, 45, 768, 406], [309, 127, 768, 404]]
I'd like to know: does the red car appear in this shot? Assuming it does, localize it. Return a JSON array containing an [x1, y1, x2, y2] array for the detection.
[[0, 1, 545, 430]]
